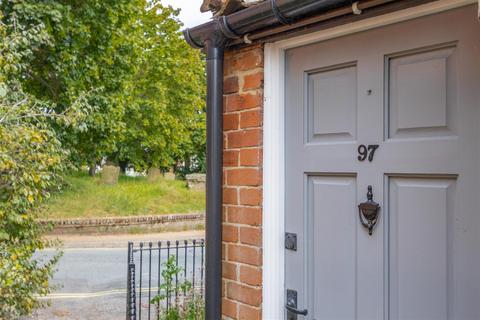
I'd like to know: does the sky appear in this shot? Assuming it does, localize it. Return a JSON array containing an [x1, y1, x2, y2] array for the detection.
[[161, 0, 213, 29]]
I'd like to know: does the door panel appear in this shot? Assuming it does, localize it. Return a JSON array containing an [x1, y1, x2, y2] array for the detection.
[[387, 177, 456, 320], [307, 175, 357, 319], [386, 43, 457, 139], [306, 63, 358, 143], [284, 5, 480, 320]]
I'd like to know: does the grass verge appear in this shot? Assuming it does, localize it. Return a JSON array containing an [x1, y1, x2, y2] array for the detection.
[[41, 171, 205, 219]]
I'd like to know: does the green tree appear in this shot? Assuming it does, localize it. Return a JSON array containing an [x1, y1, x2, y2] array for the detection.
[[4, 0, 206, 175], [2, 0, 144, 174], [119, 2, 206, 173]]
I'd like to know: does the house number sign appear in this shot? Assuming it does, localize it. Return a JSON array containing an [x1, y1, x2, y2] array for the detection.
[[357, 144, 379, 162]]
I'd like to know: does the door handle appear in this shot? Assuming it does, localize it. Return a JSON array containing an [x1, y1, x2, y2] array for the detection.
[[286, 289, 308, 317], [358, 185, 380, 235], [286, 304, 308, 316]]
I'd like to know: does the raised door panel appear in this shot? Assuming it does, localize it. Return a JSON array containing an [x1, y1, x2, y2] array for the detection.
[[306, 63, 357, 143], [388, 177, 456, 320], [307, 175, 357, 319], [386, 44, 457, 140]]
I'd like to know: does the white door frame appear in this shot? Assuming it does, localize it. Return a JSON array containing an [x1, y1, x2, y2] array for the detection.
[[262, 0, 477, 318]]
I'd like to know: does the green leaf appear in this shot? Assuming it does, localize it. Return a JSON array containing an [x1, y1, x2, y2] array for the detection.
[[0, 83, 7, 98]]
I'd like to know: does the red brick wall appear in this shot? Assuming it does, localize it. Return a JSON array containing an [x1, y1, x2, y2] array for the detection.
[[222, 43, 264, 320]]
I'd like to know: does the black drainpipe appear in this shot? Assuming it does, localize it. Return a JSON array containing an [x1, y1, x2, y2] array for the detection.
[[204, 31, 225, 320], [183, 1, 357, 318]]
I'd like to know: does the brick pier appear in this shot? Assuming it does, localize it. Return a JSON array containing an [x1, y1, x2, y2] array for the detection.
[[221, 43, 264, 320]]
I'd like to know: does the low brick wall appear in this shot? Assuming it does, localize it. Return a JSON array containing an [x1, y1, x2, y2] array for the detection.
[[39, 213, 205, 235]]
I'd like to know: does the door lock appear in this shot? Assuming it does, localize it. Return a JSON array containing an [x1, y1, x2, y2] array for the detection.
[[285, 233, 297, 251]]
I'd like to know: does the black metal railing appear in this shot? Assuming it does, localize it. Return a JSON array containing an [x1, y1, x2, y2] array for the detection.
[[126, 239, 205, 320]]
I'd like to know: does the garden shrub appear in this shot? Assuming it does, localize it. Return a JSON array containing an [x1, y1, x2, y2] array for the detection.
[[151, 255, 205, 320], [0, 6, 75, 318], [0, 90, 66, 318]]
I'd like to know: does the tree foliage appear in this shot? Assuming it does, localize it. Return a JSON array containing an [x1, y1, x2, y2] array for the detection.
[[120, 2, 206, 172], [5, 0, 206, 173], [4, 0, 145, 169]]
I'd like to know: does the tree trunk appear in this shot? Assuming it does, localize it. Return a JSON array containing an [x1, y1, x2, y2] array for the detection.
[[88, 162, 96, 177], [119, 160, 128, 174]]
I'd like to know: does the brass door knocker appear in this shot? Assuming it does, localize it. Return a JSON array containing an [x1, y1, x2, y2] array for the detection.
[[358, 185, 380, 236]]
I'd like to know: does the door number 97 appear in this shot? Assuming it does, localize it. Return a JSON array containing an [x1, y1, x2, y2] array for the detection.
[[358, 144, 379, 162]]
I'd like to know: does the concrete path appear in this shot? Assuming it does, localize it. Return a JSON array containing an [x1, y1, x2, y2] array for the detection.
[[24, 230, 204, 320], [47, 230, 205, 248]]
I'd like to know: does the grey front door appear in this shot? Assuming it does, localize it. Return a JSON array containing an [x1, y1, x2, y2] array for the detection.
[[285, 5, 480, 320]]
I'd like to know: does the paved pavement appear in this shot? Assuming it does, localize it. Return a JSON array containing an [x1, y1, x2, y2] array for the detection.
[[25, 230, 204, 320], [46, 230, 205, 248]]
